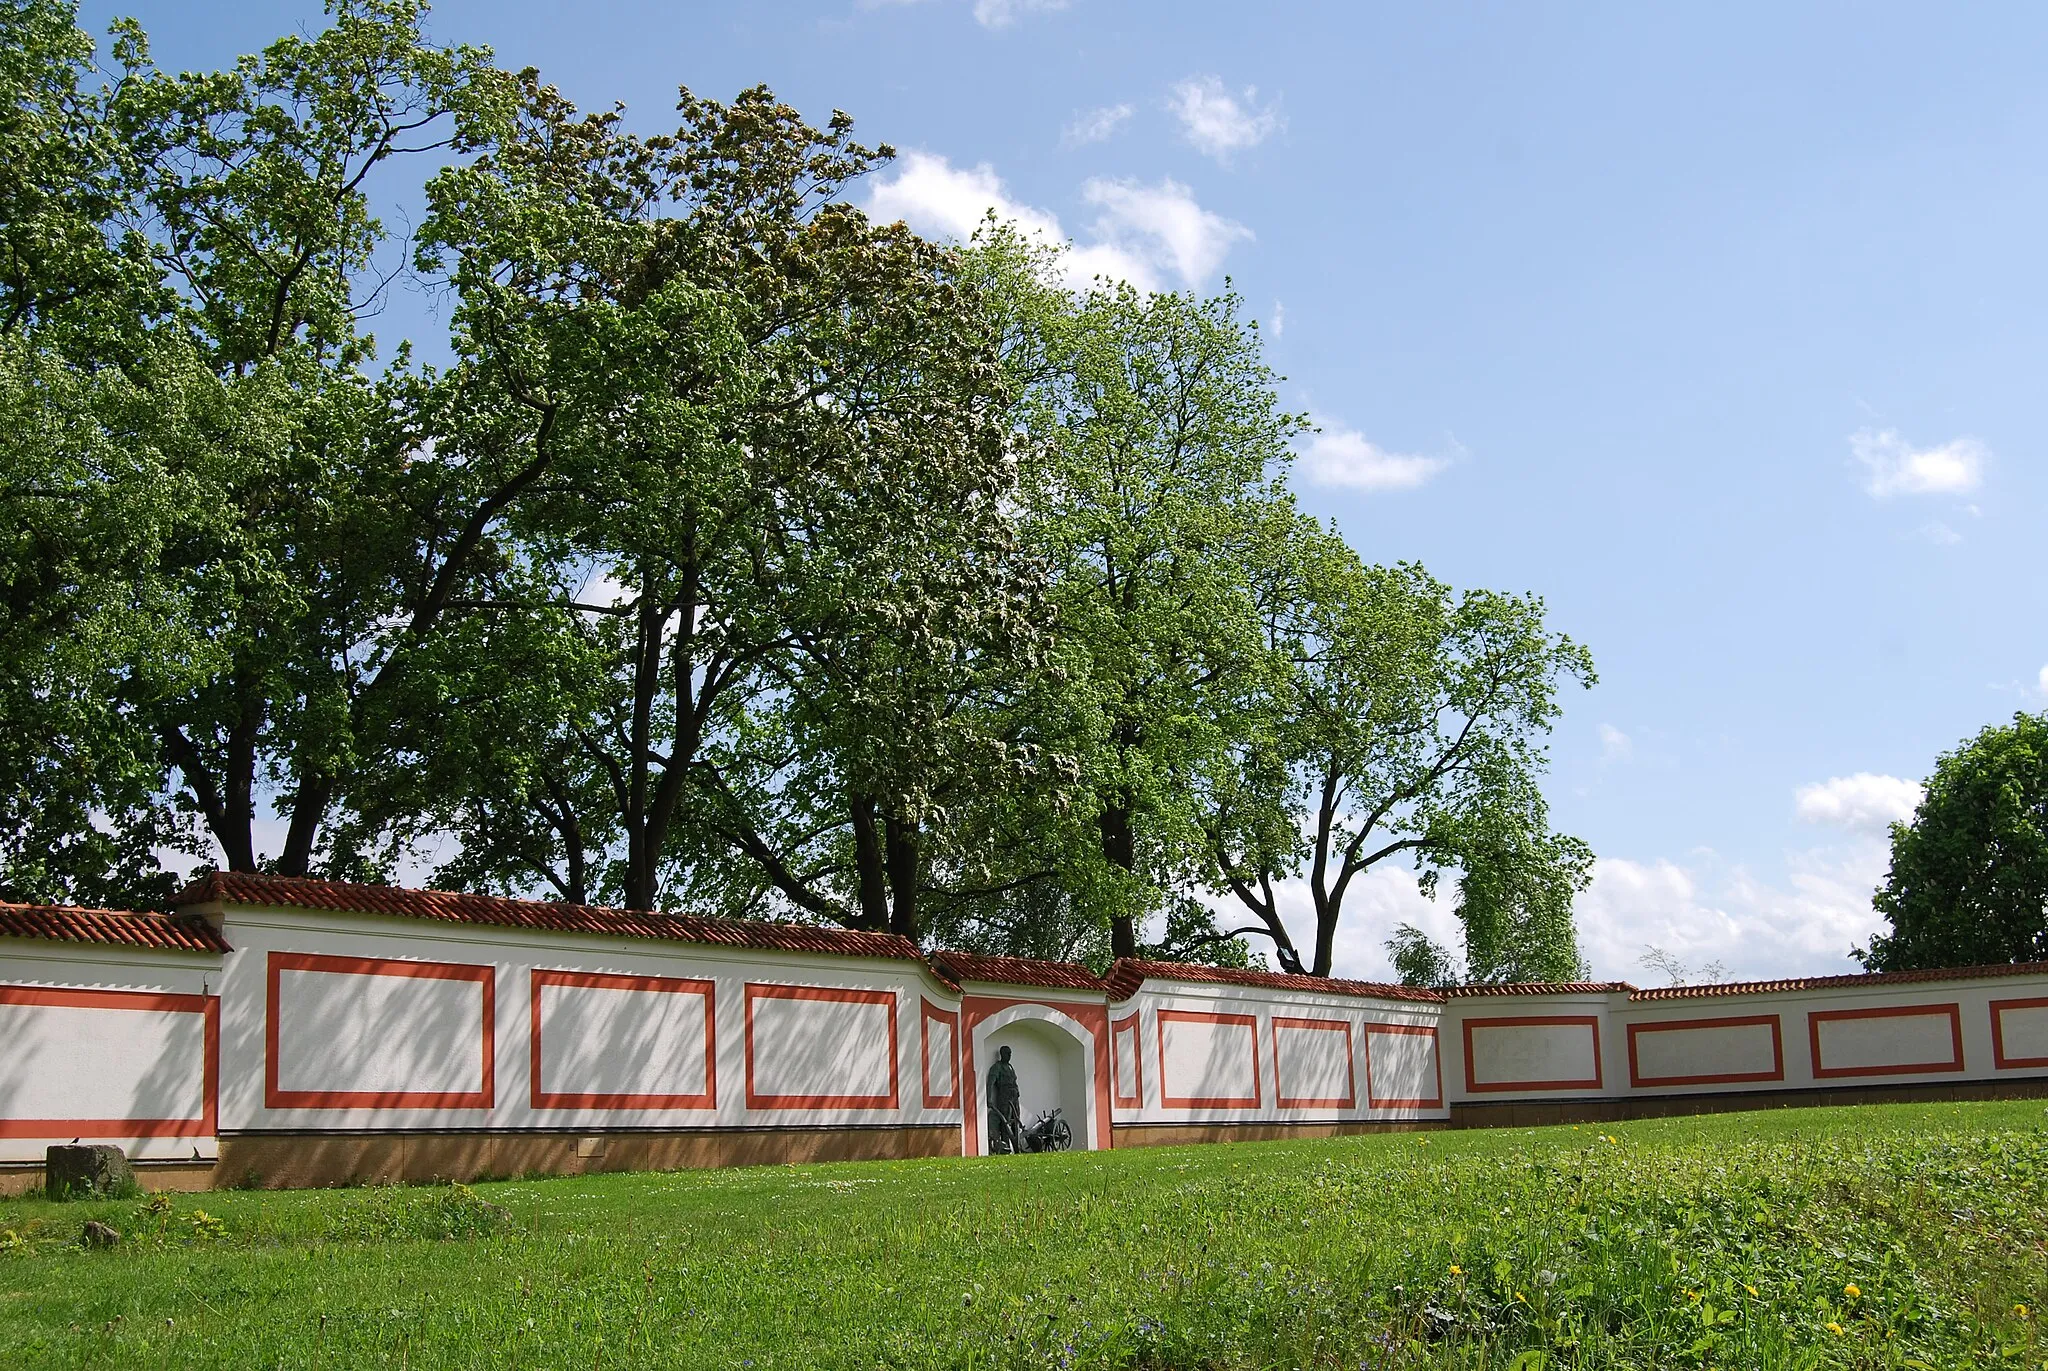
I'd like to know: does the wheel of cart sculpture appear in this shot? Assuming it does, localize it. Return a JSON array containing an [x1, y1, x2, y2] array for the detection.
[[1024, 1107, 1073, 1153]]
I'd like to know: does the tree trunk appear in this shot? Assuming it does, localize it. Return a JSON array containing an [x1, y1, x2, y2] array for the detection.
[[849, 793, 891, 932], [1311, 904, 1338, 978], [884, 809, 920, 942], [1099, 796, 1138, 959], [277, 775, 331, 877]]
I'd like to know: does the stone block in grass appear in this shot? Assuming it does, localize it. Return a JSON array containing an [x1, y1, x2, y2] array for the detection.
[[46, 1144, 134, 1200]]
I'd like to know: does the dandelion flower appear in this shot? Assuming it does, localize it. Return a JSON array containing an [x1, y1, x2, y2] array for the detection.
[[1826, 1321, 1844, 1336], [1449, 1265, 1462, 1276], [1744, 1284, 1758, 1297], [2016, 1304, 2029, 1318], [1844, 1284, 1861, 1299]]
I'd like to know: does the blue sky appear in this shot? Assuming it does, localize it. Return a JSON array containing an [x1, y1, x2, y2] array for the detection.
[[99, 0, 2048, 982]]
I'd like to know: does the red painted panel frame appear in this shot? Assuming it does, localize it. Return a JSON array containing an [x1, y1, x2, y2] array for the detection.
[[529, 969, 716, 1110], [1364, 1021, 1444, 1109], [1807, 1002, 1964, 1079], [1991, 996, 2048, 1070], [1156, 1009, 1262, 1109], [1109, 1012, 1143, 1109], [1271, 1016, 1356, 1108], [921, 999, 961, 1109], [1626, 1014, 1784, 1088], [265, 951, 496, 1110], [743, 983, 900, 1110], [0, 986, 218, 1139], [1462, 1015, 1603, 1094]]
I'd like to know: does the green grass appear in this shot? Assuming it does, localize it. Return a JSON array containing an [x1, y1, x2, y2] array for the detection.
[[2, 1101, 2045, 1368]]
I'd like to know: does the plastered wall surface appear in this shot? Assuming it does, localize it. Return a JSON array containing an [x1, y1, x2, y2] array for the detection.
[[5, 878, 2048, 1186], [219, 909, 957, 1142]]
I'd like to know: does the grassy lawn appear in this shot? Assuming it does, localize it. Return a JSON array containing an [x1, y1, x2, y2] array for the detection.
[[2, 1101, 2045, 1369]]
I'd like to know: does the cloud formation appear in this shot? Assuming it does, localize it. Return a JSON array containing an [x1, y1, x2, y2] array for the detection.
[[1851, 428, 1986, 498], [1598, 724, 1633, 762], [1080, 177, 1251, 286], [1794, 773, 1922, 832], [972, 0, 1068, 27], [864, 151, 1250, 291], [1299, 419, 1448, 491], [1571, 843, 1887, 983], [863, 0, 1068, 30], [1264, 837, 1889, 986], [1168, 75, 1284, 163], [1062, 103, 1132, 146]]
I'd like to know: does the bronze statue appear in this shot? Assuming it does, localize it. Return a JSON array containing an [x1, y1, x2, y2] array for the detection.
[[985, 1044, 1025, 1154]]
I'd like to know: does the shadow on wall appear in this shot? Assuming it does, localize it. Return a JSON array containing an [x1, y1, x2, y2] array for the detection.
[[0, 992, 209, 1141], [984, 1018, 1088, 1147], [278, 963, 488, 1100]]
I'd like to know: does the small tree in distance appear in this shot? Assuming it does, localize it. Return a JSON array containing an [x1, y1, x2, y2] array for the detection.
[[1858, 712, 2048, 972]]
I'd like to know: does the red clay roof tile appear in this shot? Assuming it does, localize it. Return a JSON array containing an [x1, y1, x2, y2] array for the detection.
[[0, 903, 230, 954], [1449, 981, 1635, 997], [1103, 958, 1444, 1004], [1628, 960, 2048, 1000], [928, 950, 1105, 992], [174, 872, 927, 965]]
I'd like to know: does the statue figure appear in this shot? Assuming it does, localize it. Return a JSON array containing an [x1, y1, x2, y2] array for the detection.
[[985, 1044, 1024, 1154]]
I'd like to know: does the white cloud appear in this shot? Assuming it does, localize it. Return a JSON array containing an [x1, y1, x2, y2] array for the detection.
[[866, 150, 1063, 244], [1850, 428, 1986, 498], [864, 152, 1249, 292], [1269, 300, 1284, 339], [1168, 75, 1284, 163], [1598, 724, 1632, 762], [1080, 177, 1251, 286], [860, 0, 1067, 30], [1299, 419, 1448, 491], [1062, 103, 1132, 146], [973, 0, 1067, 27], [1191, 834, 1890, 987], [1573, 842, 1890, 983], [1794, 773, 1921, 832]]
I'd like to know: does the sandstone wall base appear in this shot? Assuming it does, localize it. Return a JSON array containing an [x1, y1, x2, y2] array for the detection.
[[1111, 1120, 1435, 1148], [1447, 1076, 2048, 1129]]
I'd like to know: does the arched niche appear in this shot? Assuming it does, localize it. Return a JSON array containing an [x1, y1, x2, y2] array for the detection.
[[971, 1003, 1098, 1154]]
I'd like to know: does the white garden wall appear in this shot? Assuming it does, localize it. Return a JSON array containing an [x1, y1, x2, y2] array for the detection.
[[0, 939, 221, 1164], [6, 875, 2048, 1187]]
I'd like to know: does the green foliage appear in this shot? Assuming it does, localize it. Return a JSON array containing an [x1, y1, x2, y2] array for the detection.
[[982, 237, 1314, 961], [1389, 824, 1595, 988], [1, 1103, 2043, 1367], [1201, 537, 1595, 978], [0, 4, 1595, 981], [1861, 711, 2048, 972]]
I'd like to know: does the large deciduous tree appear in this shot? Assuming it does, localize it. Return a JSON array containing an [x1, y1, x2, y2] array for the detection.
[[0, 0, 206, 907], [1204, 545, 1594, 979], [1858, 712, 2048, 971], [111, 0, 522, 879], [1011, 275, 1307, 960], [413, 81, 1038, 923]]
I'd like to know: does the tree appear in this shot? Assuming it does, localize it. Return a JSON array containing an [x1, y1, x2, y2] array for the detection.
[[1636, 946, 1726, 987], [1206, 544, 1595, 978], [1384, 830, 1593, 988], [0, 0, 208, 907], [415, 81, 1038, 923], [1009, 276, 1308, 959], [109, 1, 525, 880], [1858, 712, 2048, 971]]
